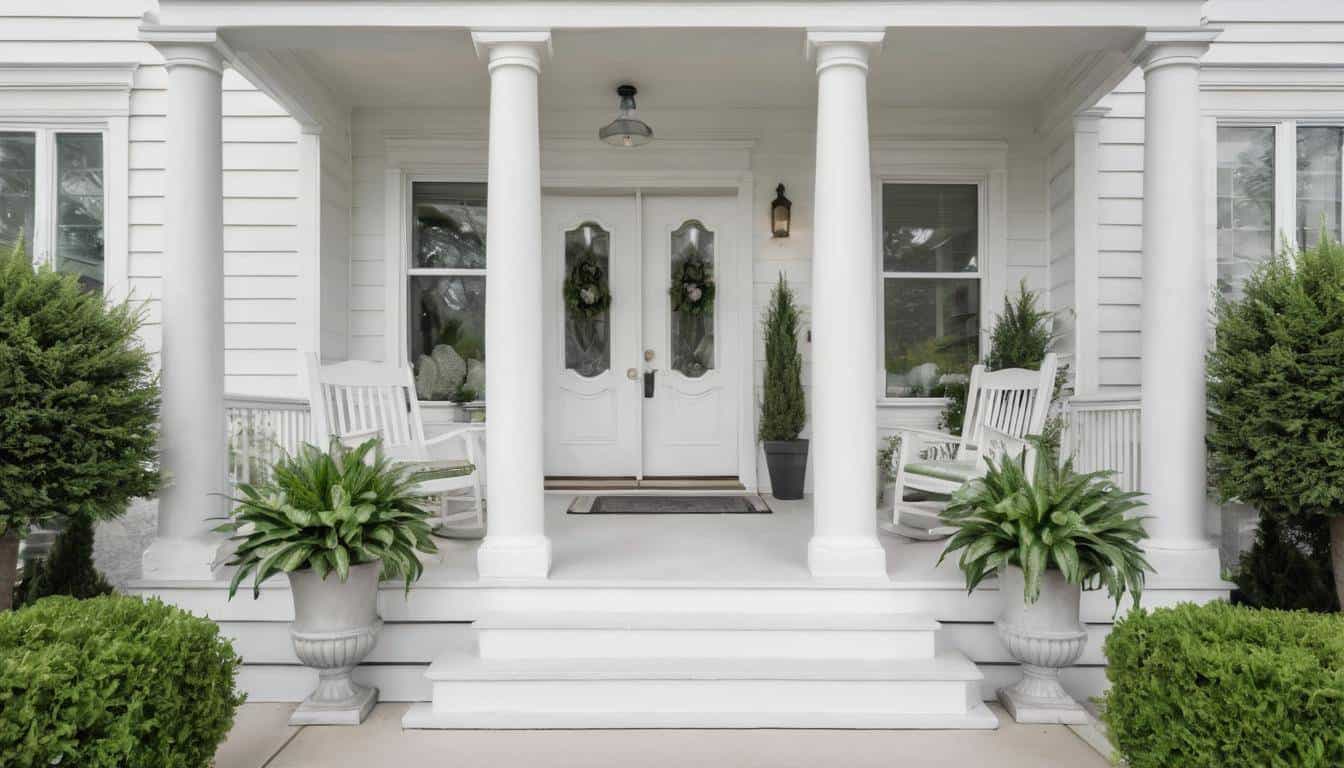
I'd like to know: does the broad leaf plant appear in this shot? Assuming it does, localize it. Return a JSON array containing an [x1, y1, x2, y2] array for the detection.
[[217, 438, 438, 599], [938, 438, 1152, 609]]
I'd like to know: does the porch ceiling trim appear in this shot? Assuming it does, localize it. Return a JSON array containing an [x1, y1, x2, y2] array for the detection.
[[153, 1, 1205, 31]]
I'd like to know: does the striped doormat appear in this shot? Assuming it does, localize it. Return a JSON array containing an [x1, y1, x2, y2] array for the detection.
[[567, 495, 771, 515]]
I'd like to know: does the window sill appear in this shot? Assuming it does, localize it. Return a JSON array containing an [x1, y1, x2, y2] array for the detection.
[[877, 397, 950, 409]]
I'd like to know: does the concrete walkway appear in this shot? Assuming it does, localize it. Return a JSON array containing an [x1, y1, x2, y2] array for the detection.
[[214, 703, 1111, 768]]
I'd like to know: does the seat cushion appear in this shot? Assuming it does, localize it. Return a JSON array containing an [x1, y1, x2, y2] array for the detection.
[[903, 459, 978, 484], [405, 460, 475, 483]]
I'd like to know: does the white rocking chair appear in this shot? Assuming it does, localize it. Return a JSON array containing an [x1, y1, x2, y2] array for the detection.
[[882, 353, 1058, 540], [305, 356, 485, 538]]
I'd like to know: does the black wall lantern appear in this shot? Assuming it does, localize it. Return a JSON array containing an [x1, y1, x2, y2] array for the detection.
[[770, 183, 792, 238]]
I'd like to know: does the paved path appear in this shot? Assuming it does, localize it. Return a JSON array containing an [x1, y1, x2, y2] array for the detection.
[[215, 702, 1111, 768]]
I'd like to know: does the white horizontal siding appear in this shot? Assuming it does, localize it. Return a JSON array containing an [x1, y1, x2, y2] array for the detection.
[[128, 65, 303, 396]]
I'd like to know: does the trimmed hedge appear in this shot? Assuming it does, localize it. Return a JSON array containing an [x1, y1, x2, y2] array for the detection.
[[0, 595, 245, 768], [1102, 602, 1344, 768]]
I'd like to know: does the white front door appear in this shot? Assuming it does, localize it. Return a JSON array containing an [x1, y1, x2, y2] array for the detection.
[[640, 195, 740, 477], [542, 193, 739, 480], [542, 195, 641, 477]]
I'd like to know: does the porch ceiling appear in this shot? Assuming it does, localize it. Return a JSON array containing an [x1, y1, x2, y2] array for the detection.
[[227, 26, 1140, 112]]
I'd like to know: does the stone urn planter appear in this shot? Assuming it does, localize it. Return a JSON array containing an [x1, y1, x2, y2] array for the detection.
[[287, 560, 383, 725], [994, 565, 1089, 724]]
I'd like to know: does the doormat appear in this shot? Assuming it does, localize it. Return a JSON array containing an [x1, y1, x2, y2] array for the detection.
[[567, 495, 771, 515]]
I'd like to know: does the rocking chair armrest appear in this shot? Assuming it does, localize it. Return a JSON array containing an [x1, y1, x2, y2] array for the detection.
[[423, 424, 485, 449], [335, 427, 383, 449]]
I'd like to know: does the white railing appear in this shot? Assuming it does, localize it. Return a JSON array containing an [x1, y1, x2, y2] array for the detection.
[[225, 394, 312, 488], [1062, 390, 1141, 492]]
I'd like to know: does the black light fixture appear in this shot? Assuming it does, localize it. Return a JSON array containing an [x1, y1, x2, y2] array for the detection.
[[770, 183, 792, 238], [598, 84, 653, 148]]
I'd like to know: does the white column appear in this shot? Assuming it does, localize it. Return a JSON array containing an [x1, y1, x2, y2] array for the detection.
[[1071, 107, 1109, 395], [805, 30, 888, 582], [1133, 29, 1222, 578], [141, 38, 227, 579], [472, 30, 552, 581]]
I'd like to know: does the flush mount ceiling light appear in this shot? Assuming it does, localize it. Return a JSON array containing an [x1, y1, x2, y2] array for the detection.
[[598, 84, 653, 148]]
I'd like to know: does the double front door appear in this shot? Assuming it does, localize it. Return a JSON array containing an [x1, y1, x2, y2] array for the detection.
[[543, 193, 739, 479]]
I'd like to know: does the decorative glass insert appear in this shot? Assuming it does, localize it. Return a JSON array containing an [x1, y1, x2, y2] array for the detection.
[[55, 134, 104, 290], [1297, 126, 1343, 251], [882, 183, 978, 273], [563, 222, 612, 377], [412, 182, 486, 269], [0, 132, 35, 257], [408, 275, 486, 402], [883, 278, 980, 398], [1217, 126, 1275, 299], [668, 220, 715, 378]]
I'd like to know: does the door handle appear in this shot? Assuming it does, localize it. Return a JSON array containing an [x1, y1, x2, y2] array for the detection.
[[644, 369, 656, 398]]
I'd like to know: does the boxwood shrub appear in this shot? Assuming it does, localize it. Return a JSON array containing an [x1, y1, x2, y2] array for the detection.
[[0, 595, 245, 768], [1101, 601, 1344, 768]]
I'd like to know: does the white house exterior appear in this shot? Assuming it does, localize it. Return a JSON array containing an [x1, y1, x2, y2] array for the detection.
[[4, 0, 1342, 728]]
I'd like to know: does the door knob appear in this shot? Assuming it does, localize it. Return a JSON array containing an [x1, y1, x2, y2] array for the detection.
[[627, 368, 639, 381]]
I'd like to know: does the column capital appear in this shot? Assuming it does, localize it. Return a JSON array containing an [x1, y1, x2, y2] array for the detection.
[[1073, 105, 1111, 132], [140, 26, 229, 73], [805, 29, 885, 73], [1130, 27, 1221, 74], [471, 29, 553, 73]]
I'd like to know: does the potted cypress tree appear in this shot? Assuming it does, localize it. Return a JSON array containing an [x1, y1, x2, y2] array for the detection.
[[759, 274, 807, 499], [0, 240, 160, 611]]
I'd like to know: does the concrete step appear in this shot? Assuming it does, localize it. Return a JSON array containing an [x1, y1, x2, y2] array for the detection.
[[474, 610, 940, 659], [407, 649, 997, 729]]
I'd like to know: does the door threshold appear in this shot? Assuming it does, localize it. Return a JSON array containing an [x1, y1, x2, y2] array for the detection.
[[545, 477, 745, 492]]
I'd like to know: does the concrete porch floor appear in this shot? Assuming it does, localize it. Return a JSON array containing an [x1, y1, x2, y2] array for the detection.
[[214, 702, 1111, 768]]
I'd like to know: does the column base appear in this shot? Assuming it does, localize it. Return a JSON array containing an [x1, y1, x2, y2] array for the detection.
[[808, 535, 888, 582], [477, 535, 551, 581], [142, 535, 223, 581], [1143, 540, 1224, 586]]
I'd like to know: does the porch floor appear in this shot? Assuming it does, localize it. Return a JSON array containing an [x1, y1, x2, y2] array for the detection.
[[215, 702, 1111, 768], [419, 494, 955, 586]]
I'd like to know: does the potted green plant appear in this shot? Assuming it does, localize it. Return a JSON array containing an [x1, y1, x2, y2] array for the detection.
[[759, 274, 808, 499], [939, 436, 1151, 724], [1207, 235, 1344, 609], [216, 438, 438, 725], [0, 240, 160, 611]]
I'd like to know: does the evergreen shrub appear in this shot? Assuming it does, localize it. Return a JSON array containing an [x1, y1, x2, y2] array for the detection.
[[13, 515, 113, 607], [1101, 602, 1344, 768], [0, 595, 244, 768], [759, 273, 805, 441]]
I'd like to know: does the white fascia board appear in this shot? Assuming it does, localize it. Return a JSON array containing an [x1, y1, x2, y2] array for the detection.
[[154, 1, 1204, 31], [1035, 47, 1138, 138]]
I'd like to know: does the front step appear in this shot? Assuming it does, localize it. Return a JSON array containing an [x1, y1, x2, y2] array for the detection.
[[404, 650, 997, 729], [475, 611, 939, 659]]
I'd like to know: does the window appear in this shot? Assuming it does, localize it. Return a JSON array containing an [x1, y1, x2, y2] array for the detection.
[[1215, 121, 1344, 298], [880, 183, 981, 398], [0, 130, 105, 291], [407, 182, 487, 402]]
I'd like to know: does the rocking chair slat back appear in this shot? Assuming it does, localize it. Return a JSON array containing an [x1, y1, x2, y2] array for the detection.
[[961, 353, 1058, 452], [305, 356, 429, 458]]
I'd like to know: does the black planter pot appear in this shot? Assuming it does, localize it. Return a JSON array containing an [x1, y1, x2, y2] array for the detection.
[[763, 439, 809, 500]]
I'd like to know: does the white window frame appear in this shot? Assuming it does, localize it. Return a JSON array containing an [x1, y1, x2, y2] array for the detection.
[[871, 139, 1009, 407], [0, 124, 108, 282], [1207, 116, 1344, 294], [876, 178, 988, 401]]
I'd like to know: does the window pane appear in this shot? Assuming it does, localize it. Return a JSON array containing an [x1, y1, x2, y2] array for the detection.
[[1217, 126, 1275, 299], [883, 278, 979, 398], [0, 132, 35, 257], [412, 182, 486, 269], [564, 222, 611, 377], [669, 220, 715, 378], [882, 183, 978, 273], [1297, 126, 1343, 251], [56, 134, 104, 290], [409, 275, 486, 402]]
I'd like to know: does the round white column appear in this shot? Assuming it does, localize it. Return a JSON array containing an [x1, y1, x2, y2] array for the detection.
[[142, 41, 227, 579], [805, 31, 888, 582], [473, 31, 552, 581], [1134, 30, 1222, 578]]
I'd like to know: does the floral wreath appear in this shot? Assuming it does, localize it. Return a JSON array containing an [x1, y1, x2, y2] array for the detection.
[[563, 251, 612, 319], [669, 250, 715, 316]]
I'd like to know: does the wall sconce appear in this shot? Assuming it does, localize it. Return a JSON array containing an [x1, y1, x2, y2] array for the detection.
[[770, 183, 792, 238]]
